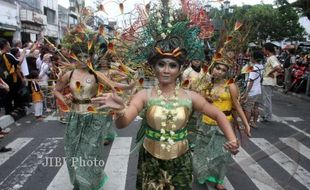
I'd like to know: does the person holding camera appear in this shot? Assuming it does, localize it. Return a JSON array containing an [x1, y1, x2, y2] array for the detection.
[[39, 53, 53, 112]]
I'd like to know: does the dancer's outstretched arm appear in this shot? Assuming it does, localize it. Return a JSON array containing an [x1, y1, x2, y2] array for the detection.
[[92, 89, 147, 128]]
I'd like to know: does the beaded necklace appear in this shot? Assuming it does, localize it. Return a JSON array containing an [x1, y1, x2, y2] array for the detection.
[[155, 85, 179, 102]]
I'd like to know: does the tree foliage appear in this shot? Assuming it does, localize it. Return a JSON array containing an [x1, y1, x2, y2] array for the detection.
[[276, 0, 310, 20], [208, 4, 305, 44]]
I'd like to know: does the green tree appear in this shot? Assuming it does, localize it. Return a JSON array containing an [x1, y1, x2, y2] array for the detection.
[[211, 4, 305, 43], [276, 0, 310, 20], [275, 3, 305, 41]]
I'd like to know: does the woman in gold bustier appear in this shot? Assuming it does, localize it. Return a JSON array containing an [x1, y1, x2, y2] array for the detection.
[[193, 60, 251, 190], [54, 48, 135, 190], [92, 37, 239, 190]]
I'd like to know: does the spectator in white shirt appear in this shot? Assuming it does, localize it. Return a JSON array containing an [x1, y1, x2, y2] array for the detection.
[[242, 50, 264, 128], [261, 43, 282, 122]]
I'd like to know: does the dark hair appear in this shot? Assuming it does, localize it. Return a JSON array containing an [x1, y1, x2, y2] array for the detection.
[[287, 48, 296, 55], [208, 61, 229, 74], [147, 36, 187, 66], [0, 38, 8, 50], [10, 48, 20, 57], [263, 43, 276, 53], [13, 40, 22, 48], [252, 50, 264, 62], [51, 54, 60, 62]]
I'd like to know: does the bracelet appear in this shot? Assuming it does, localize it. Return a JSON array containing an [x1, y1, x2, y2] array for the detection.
[[226, 139, 239, 144], [114, 105, 127, 119]]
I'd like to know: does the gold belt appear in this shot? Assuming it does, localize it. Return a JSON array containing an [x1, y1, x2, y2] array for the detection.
[[72, 98, 91, 104], [143, 138, 188, 160]]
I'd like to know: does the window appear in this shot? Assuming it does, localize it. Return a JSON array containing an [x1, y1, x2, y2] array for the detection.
[[44, 7, 56, 25], [69, 16, 77, 26]]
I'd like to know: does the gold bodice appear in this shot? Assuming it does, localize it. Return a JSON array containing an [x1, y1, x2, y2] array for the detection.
[[69, 72, 99, 113], [146, 106, 190, 131], [143, 98, 192, 160]]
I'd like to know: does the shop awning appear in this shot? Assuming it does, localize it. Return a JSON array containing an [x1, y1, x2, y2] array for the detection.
[[0, 23, 17, 31], [22, 29, 41, 34]]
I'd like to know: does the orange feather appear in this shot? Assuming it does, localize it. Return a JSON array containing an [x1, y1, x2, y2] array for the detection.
[[226, 78, 234, 85], [234, 21, 242, 31], [138, 78, 144, 86], [87, 40, 93, 51], [97, 83, 104, 96], [182, 79, 190, 87], [87, 106, 97, 113], [108, 42, 114, 51], [75, 81, 81, 93], [56, 98, 70, 112], [70, 53, 79, 61]]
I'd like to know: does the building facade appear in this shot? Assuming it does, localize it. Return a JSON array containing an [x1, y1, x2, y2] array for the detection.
[[0, 0, 19, 43], [41, 0, 58, 43], [18, 0, 46, 43]]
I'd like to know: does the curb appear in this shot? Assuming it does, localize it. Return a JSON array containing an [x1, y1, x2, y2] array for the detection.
[[0, 106, 33, 129], [274, 87, 310, 101], [0, 115, 14, 129]]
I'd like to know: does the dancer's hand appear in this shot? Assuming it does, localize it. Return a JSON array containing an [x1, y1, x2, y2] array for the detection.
[[91, 93, 125, 110], [244, 124, 251, 137], [224, 139, 239, 155]]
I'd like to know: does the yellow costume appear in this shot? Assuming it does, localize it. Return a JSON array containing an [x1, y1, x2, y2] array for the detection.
[[202, 83, 233, 125]]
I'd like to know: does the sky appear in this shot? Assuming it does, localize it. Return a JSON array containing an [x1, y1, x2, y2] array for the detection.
[[59, 0, 298, 9], [58, 0, 297, 27]]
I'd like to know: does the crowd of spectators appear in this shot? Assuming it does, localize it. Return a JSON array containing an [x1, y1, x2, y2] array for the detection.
[[0, 38, 63, 152]]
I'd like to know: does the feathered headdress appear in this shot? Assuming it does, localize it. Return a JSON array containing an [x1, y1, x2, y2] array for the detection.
[[207, 21, 249, 74], [120, 0, 214, 65]]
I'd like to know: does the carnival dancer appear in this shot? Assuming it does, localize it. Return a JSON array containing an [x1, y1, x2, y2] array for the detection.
[[53, 21, 134, 189], [92, 37, 239, 190], [193, 57, 251, 190]]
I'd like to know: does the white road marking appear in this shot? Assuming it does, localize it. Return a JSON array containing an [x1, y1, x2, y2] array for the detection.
[[0, 138, 33, 166], [233, 147, 283, 190], [280, 138, 310, 160], [0, 138, 60, 190], [273, 117, 304, 122], [272, 114, 310, 138], [46, 163, 73, 190], [224, 177, 234, 190], [46, 137, 132, 190], [44, 112, 59, 121], [103, 137, 132, 190], [251, 138, 310, 189]]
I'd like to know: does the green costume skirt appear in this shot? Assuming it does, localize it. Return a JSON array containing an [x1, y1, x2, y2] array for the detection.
[[192, 123, 232, 185], [64, 112, 113, 190], [187, 112, 200, 149], [104, 125, 117, 142], [136, 147, 193, 190]]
